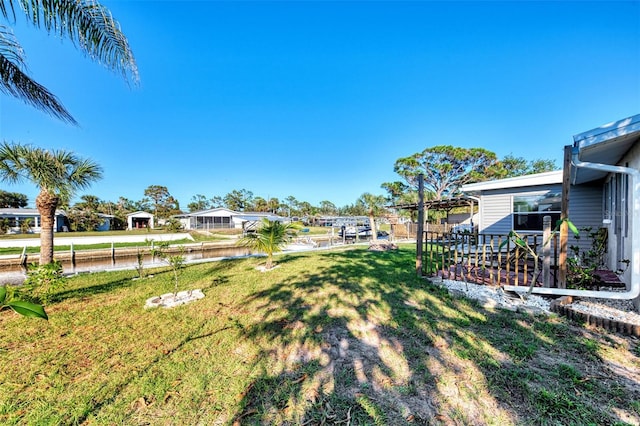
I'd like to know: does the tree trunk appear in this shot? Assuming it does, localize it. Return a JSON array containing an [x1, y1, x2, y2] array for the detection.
[[369, 213, 378, 242], [36, 190, 59, 265]]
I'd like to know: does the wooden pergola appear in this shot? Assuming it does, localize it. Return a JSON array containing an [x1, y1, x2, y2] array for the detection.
[[390, 197, 477, 213]]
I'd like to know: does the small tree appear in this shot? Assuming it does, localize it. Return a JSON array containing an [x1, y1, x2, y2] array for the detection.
[[566, 226, 629, 289], [135, 249, 146, 279], [0, 218, 10, 234], [237, 218, 299, 270], [19, 217, 33, 234], [152, 242, 186, 296]]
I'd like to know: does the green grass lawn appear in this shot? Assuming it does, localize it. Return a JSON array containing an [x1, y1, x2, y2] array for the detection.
[[0, 244, 638, 425]]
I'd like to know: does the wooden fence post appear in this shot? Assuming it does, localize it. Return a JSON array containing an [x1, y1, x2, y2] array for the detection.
[[416, 174, 425, 276], [20, 246, 27, 267], [70, 242, 76, 273]]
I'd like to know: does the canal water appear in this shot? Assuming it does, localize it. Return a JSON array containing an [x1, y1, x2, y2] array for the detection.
[[0, 238, 339, 285]]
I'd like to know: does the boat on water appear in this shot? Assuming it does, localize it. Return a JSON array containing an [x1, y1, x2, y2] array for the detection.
[[338, 225, 372, 237]]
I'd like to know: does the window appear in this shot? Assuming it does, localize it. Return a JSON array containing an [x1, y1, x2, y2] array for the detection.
[[512, 192, 561, 232], [195, 216, 232, 229]]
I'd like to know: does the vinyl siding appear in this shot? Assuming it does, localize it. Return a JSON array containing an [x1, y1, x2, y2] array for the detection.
[[478, 184, 563, 234], [474, 182, 604, 263], [480, 194, 512, 234], [567, 183, 604, 257]]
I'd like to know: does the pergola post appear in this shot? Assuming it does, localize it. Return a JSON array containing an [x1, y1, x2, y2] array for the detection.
[[416, 174, 425, 276]]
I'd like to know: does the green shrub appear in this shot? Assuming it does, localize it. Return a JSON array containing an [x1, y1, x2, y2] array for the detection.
[[21, 261, 66, 305]]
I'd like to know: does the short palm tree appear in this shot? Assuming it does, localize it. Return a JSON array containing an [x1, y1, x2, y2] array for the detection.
[[0, 142, 102, 264], [357, 193, 388, 242], [237, 218, 298, 270], [0, 0, 138, 123]]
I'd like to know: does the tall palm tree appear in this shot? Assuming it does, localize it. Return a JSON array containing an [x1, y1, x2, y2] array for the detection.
[[0, 0, 138, 124], [0, 142, 102, 264], [237, 218, 298, 270]]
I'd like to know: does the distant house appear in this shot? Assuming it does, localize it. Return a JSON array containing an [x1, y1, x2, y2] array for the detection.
[[96, 214, 115, 231], [175, 208, 287, 231], [127, 211, 154, 230], [175, 208, 237, 230], [0, 208, 70, 233]]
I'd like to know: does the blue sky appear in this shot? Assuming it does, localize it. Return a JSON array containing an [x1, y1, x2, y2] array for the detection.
[[1, 0, 639, 209]]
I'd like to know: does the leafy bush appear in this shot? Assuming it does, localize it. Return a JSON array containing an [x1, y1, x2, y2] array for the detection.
[[164, 218, 183, 232], [21, 261, 66, 305], [567, 226, 628, 289]]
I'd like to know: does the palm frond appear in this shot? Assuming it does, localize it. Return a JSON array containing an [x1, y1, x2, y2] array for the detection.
[[0, 142, 102, 197], [237, 218, 299, 267], [0, 25, 25, 67], [66, 158, 103, 191], [18, 0, 139, 84], [0, 1, 18, 22], [0, 141, 25, 183], [0, 52, 77, 124]]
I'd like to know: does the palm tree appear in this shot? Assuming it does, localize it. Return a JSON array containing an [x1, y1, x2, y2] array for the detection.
[[0, 142, 102, 264], [237, 218, 298, 270], [0, 0, 138, 124], [357, 193, 388, 242]]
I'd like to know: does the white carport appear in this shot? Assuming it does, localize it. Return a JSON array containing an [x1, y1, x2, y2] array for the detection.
[[127, 211, 154, 230]]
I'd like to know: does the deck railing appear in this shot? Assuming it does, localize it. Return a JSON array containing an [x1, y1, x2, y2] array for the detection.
[[423, 231, 560, 288]]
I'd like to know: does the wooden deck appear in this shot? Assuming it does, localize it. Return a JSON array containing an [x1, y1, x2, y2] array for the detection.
[[423, 230, 628, 292], [423, 231, 560, 289]]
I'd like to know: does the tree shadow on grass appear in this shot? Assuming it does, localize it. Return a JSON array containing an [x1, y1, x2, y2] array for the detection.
[[48, 274, 138, 303], [49, 257, 237, 304], [230, 247, 640, 425]]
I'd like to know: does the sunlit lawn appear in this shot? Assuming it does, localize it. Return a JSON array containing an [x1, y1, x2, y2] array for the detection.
[[1, 244, 639, 425]]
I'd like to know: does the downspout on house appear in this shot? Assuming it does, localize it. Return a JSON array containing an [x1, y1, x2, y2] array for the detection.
[[503, 114, 640, 310]]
